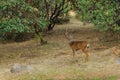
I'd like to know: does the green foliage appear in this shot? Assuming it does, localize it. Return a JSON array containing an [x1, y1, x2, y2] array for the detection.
[[35, 0, 71, 31], [0, 0, 49, 41], [0, 18, 30, 33], [0, 0, 70, 41], [71, 0, 120, 32]]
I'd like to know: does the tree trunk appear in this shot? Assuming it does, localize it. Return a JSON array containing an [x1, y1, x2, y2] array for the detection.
[[34, 23, 47, 45], [47, 23, 55, 31]]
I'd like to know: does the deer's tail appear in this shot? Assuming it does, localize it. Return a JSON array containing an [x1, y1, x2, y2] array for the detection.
[[87, 43, 90, 48]]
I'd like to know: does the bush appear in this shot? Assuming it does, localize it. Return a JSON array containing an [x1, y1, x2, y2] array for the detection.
[[71, 0, 120, 32], [0, 32, 34, 42]]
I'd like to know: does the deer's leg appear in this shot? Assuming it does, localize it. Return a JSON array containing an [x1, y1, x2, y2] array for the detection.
[[72, 49, 75, 57], [82, 49, 89, 62]]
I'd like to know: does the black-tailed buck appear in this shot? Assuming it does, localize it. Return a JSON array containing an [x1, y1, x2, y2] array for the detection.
[[64, 29, 90, 62]]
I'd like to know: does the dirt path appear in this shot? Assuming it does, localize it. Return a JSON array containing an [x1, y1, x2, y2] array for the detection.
[[0, 19, 120, 80], [1, 51, 120, 80]]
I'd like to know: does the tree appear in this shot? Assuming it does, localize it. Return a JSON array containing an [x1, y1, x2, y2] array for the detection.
[[35, 0, 70, 31], [70, 0, 120, 33], [0, 0, 70, 43], [0, 0, 48, 43]]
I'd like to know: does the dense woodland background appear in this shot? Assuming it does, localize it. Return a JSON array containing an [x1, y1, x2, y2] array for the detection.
[[0, 0, 120, 80], [0, 0, 120, 43]]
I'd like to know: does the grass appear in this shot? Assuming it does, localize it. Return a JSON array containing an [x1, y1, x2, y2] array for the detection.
[[0, 19, 120, 80], [91, 76, 118, 80], [16, 72, 118, 80]]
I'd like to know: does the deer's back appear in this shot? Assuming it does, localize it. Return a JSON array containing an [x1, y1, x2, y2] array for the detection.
[[69, 41, 88, 51]]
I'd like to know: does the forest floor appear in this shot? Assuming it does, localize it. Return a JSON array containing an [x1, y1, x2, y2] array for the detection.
[[0, 18, 120, 80]]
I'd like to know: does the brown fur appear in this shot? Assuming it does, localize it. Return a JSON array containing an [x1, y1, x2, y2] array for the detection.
[[64, 31, 89, 62], [69, 41, 89, 62]]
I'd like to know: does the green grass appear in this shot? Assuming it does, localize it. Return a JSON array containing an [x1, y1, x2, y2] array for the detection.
[[90, 76, 118, 80], [16, 70, 119, 80]]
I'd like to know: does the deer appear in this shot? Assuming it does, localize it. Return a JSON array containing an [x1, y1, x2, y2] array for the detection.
[[64, 29, 90, 62]]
